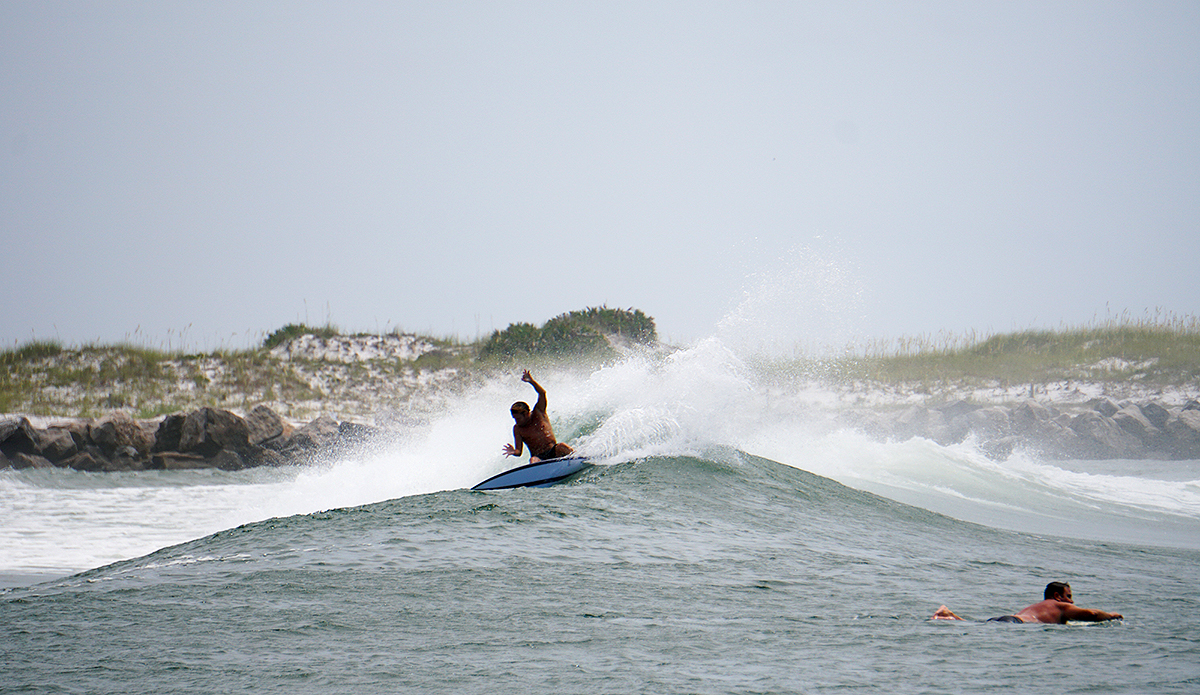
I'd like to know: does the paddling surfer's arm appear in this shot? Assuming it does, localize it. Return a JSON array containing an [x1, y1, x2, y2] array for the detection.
[[1060, 604, 1122, 622]]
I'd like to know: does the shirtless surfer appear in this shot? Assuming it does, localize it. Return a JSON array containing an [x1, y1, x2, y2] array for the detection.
[[503, 370, 574, 463], [931, 581, 1122, 624]]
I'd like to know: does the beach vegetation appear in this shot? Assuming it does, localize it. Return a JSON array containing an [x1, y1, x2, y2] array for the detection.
[[814, 314, 1200, 390], [478, 306, 657, 362], [3, 308, 1196, 420], [263, 323, 340, 350]]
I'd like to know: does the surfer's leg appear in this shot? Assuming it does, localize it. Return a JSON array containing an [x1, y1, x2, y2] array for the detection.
[[931, 605, 966, 620], [553, 442, 574, 458]]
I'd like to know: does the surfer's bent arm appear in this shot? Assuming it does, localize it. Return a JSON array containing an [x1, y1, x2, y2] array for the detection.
[[522, 370, 548, 413], [503, 428, 525, 457]]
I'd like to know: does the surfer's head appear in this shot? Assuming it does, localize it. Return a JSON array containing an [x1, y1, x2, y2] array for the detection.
[[1045, 582, 1071, 602], [511, 402, 531, 424]]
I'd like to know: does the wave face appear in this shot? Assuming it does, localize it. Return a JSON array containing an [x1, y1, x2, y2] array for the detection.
[[3, 454, 1199, 694], [2, 339, 1200, 692]]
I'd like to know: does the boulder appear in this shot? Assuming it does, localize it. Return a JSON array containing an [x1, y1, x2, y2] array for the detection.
[[1069, 411, 1143, 459], [337, 420, 386, 448], [288, 415, 340, 453], [178, 408, 251, 458], [0, 418, 38, 458], [962, 407, 1011, 439], [0, 419, 78, 463], [90, 412, 154, 459], [1139, 401, 1172, 430], [10, 452, 54, 469], [249, 447, 291, 467], [153, 414, 186, 453], [151, 452, 211, 470], [61, 449, 110, 472], [106, 452, 146, 472], [37, 427, 79, 463], [245, 405, 293, 446], [208, 449, 246, 471], [937, 399, 982, 420], [1009, 400, 1060, 442], [1089, 398, 1121, 418], [1163, 410, 1200, 459], [1113, 405, 1163, 447]]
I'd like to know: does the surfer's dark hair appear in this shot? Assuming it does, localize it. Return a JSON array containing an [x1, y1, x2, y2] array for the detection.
[[511, 402, 530, 414], [1045, 582, 1070, 600]]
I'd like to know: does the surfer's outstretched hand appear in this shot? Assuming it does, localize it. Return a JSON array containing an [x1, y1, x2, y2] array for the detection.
[[521, 369, 533, 383], [502, 443, 518, 457]]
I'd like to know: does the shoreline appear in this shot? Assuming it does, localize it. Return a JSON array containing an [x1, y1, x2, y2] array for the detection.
[[3, 332, 1199, 467]]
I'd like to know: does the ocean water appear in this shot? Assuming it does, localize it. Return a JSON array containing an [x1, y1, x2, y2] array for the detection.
[[2, 341, 1199, 694]]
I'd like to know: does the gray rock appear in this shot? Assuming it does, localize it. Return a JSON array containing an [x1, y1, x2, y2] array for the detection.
[[208, 449, 246, 471], [288, 415, 340, 452], [0, 419, 20, 444], [1139, 401, 1172, 429], [250, 447, 291, 467], [1163, 410, 1200, 458], [10, 452, 54, 469], [1113, 405, 1162, 446], [245, 405, 293, 446], [90, 412, 153, 459], [153, 414, 186, 453], [152, 451, 211, 470], [962, 407, 1011, 438], [1069, 411, 1143, 459], [61, 449, 110, 472], [937, 399, 982, 420], [0, 418, 38, 458], [179, 408, 251, 458], [36, 427, 78, 463]]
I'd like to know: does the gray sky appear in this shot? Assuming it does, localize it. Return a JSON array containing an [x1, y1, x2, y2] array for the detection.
[[3, 1, 1198, 352]]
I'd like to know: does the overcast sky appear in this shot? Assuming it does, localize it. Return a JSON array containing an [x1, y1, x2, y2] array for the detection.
[[3, 1, 1197, 352]]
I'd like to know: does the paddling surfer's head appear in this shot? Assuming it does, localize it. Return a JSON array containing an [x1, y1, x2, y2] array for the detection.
[[510, 402, 532, 426], [1045, 582, 1072, 602]]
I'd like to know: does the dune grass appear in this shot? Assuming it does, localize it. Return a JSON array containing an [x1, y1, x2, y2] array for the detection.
[[829, 315, 1200, 388], [3, 315, 1197, 418]]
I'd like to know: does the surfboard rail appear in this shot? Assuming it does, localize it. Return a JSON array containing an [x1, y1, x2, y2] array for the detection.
[[470, 456, 592, 491]]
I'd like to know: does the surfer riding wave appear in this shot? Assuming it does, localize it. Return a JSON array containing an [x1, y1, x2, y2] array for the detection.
[[503, 370, 574, 463]]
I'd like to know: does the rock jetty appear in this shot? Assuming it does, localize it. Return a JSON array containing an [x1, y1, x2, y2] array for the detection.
[[4, 397, 1200, 471], [838, 397, 1200, 460], [0, 406, 394, 472]]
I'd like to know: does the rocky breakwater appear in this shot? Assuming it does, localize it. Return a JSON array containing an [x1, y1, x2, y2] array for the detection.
[[842, 397, 1200, 460], [0, 406, 393, 472]]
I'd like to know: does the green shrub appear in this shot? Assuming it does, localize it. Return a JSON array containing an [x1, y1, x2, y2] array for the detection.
[[478, 307, 658, 361], [263, 323, 339, 349]]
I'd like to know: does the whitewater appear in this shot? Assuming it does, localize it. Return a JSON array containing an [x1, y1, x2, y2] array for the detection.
[[2, 335, 1199, 693]]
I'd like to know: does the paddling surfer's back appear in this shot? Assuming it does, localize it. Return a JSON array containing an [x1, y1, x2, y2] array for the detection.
[[502, 370, 574, 462]]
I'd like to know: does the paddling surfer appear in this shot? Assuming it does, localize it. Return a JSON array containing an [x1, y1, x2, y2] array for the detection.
[[931, 581, 1122, 624], [503, 370, 574, 462]]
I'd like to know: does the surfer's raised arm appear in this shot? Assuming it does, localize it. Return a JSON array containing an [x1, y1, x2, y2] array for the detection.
[[522, 369, 548, 414]]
